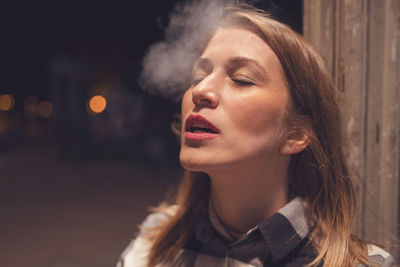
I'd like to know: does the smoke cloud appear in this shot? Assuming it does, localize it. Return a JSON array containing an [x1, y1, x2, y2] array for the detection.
[[139, 0, 235, 100]]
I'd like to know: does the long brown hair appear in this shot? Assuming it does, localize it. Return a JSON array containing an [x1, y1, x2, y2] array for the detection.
[[146, 5, 372, 267]]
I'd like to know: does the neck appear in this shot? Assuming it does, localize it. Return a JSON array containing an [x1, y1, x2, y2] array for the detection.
[[207, 156, 290, 233]]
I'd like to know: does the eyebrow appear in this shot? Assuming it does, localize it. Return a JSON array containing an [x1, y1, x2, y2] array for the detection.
[[193, 56, 269, 83], [226, 57, 269, 83]]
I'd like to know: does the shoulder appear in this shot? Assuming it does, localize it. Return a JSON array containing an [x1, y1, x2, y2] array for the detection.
[[116, 207, 178, 267], [356, 244, 394, 267], [140, 208, 174, 231], [137, 204, 178, 232]]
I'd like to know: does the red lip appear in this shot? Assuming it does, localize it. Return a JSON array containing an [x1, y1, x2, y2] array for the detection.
[[184, 114, 220, 141]]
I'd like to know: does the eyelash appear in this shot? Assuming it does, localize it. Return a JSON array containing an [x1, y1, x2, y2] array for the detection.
[[191, 75, 255, 87], [231, 78, 255, 87]]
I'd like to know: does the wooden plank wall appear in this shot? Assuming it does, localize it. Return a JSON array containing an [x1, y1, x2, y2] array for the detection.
[[303, 0, 400, 259]]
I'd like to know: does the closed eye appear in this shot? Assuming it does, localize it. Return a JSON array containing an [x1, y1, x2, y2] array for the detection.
[[232, 77, 255, 87]]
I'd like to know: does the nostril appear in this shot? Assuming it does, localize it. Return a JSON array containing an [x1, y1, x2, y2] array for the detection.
[[200, 98, 212, 105], [193, 96, 217, 108]]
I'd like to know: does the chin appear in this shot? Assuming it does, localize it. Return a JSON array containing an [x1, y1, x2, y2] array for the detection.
[[180, 151, 212, 173], [179, 158, 206, 172], [179, 155, 234, 175]]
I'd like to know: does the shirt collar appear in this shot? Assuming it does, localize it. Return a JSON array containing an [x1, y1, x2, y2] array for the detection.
[[258, 197, 311, 262], [194, 197, 311, 262]]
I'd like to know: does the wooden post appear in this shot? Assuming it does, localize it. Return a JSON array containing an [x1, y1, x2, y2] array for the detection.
[[304, 0, 400, 259]]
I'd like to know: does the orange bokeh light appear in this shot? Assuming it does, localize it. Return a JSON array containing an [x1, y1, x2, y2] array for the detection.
[[0, 94, 15, 111], [38, 101, 53, 118], [89, 95, 107, 114]]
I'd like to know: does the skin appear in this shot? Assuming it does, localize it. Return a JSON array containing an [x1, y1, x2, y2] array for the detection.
[[179, 27, 308, 233]]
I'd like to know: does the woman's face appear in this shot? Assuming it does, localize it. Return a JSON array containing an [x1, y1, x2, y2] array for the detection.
[[179, 27, 290, 173]]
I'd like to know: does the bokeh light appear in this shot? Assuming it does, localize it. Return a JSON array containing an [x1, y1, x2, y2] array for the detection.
[[0, 94, 15, 111], [38, 101, 53, 118], [89, 95, 107, 114]]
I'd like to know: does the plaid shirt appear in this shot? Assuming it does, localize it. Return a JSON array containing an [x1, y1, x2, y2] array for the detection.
[[117, 198, 393, 267]]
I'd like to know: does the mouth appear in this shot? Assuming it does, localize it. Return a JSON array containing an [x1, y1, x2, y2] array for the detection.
[[184, 114, 220, 140]]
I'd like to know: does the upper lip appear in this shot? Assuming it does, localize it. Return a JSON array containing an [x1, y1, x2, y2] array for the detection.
[[185, 114, 220, 133]]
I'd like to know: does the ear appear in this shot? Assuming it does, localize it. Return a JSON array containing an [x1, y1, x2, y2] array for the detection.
[[280, 131, 311, 155]]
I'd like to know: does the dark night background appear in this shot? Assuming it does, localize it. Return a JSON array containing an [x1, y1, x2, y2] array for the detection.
[[0, 1, 302, 266]]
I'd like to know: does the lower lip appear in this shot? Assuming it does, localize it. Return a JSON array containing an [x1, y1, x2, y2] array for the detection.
[[185, 132, 220, 141]]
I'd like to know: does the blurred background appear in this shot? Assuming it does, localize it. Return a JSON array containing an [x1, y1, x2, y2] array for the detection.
[[0, 1, 302, 266]]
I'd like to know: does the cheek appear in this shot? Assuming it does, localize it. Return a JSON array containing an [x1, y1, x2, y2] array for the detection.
[[181, 90, 192, 118], [227, 94, 287, 138]]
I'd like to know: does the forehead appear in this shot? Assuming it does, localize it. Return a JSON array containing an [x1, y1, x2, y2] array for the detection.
[[201, 27, 282, 71]]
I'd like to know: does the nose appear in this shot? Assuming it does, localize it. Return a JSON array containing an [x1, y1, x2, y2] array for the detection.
[[191, 75, 220, 108]]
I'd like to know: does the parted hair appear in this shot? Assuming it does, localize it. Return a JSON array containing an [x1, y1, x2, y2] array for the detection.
[[145, 5, 374, 267]]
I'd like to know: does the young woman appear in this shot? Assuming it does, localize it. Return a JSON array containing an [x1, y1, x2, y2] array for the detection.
[[117, 5, 394, 267]]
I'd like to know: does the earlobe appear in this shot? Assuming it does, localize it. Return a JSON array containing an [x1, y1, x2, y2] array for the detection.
[[280, 132, 311, 155]]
